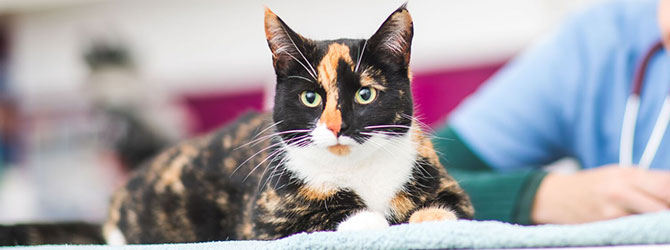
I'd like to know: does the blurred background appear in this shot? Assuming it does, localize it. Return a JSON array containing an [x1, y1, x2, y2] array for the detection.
[[0, 0, 597, 224]]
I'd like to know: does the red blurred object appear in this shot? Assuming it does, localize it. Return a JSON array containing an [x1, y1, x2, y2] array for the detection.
[[181, 88, 265, 134]]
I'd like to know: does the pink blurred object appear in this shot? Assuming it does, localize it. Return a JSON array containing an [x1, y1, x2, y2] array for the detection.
[[181, 62, 505, 135], [182, 88, 265, 134], [412, 62, 504, 127]]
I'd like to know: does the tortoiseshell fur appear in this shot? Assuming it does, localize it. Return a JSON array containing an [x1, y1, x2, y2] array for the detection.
[[103, 5, 474, 244], [104, 112, 472, 243]]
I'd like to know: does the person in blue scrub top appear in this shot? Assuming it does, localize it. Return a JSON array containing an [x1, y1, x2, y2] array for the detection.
[[435, 0, 670, 225]]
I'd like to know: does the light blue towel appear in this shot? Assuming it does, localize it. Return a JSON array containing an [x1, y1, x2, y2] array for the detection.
[[7, 211, 670, 249]]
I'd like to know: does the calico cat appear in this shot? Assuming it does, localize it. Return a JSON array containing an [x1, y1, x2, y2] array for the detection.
[[0, 4, 473, 246]]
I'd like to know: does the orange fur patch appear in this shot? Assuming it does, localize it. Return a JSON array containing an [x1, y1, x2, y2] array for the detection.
[[317, 43, 354, 90], [257, 189, 281, 213], [407, 66, 413, 80], [156, 145, 197, 193], [409, 207, 457, 224], [103, 189, 127, 239], [390, 193, 415, 219], [298, 186, 337, 201], [393, 113, 403, 123], [321, 107, 342, 136], [411, 124, 440, 166], [224, 158, 237, 172], [317, 43, 354, 136], [222, 135, 232, 149], [327, 144, 351, 156], [360, 68, 387, 91], [263, 8, 278, 41], [387, 10, 413, 64], [239, 223, 253, 239]]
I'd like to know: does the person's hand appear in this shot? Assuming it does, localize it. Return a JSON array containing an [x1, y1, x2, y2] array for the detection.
[[659, 0, 670, 50], [531, 165, 670, 224]]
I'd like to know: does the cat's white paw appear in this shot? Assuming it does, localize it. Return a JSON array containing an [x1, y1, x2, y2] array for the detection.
[[103, 225, 127, 246], [337, 210, 389, 232]]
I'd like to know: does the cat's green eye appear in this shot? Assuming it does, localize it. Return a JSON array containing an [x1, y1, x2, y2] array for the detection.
[[300, 91, 322, 107], [355, 87, 377, 104]]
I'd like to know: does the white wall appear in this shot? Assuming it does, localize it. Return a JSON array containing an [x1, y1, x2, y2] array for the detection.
[[7, 0, 598, 107]]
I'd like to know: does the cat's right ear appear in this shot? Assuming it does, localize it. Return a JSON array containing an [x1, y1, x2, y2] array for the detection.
[[367, 3, 413, 69], [264, 8, 312, 76]]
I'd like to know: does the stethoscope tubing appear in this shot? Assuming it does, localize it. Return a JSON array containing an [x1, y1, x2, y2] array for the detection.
[[618, 40, 670, 169]]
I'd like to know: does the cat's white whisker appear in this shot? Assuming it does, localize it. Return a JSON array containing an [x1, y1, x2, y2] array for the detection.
[[364, 124, 412, 129], [258, 146, 295, 193], [272, 175, 297, 192], [269, 161, 295, 191], [278, 23, 318, 79], [236, 129, 311, 151], [355, 39, 368, 72], [256, 144, 294, 190], [269, 167, 287, 190], [270, 134, 319, 190], [244, 147, 285, 183], [364, 122, 450, 159], [261, 160, 284, 192], [245, 134, 311, 184], [251, 120, 283, 141], [385, 135, 435, 181], [270, 152, 293, 190], [285, 135, 312, 148], [243, 131, 294, 149], [284, 52, 318, 80], [359, 135, 398, 160], [287, 75, 314, 83], [231, 140, 286, 177], [360, 131, 404, 137], [235, 121, 284, 150], [399, 114, 453, 142], [233, 133, 310, 178]]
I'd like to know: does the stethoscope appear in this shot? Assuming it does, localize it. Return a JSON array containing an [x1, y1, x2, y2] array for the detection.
[[619, 40, 670, 169]]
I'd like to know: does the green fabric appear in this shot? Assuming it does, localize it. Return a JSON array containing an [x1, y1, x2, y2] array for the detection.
[[433, 126, 548, 224], [514, 170, 548, 224]]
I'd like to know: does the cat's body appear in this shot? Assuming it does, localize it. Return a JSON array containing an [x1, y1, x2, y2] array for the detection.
[[103, 111, 472, 243]]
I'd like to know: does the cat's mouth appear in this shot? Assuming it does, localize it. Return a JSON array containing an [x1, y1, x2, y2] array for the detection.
[[324, 135, 359, 156], [327, 144, 351, 156], [308, 123, 358, 156]]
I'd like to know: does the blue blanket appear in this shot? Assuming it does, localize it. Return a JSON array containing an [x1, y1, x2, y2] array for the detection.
[[8, 211, 670, 249]]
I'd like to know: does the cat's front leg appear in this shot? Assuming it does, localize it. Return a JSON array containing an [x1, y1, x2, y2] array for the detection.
[[336, 210, 390, 231], [407, 183, 468, 224], [408, 207, 458, 224]]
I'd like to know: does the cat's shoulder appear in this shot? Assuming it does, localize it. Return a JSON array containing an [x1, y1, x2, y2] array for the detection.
[[126, 111, 273, 185], [410, 125, 442, 168]]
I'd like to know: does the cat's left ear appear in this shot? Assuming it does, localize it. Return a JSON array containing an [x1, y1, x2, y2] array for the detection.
[[367, 3, 413, 69], [264, 8, 313, 76]]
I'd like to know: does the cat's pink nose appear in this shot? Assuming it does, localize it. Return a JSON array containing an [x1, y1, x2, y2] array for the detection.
[[326, 122, 340, 136], [321, 108, 342, 137]]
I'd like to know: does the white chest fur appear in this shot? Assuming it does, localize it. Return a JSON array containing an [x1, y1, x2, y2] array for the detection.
[[283, 130, 417, 217]]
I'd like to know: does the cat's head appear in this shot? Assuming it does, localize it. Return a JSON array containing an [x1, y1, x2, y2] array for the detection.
[[265, 4, 413, 157]]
